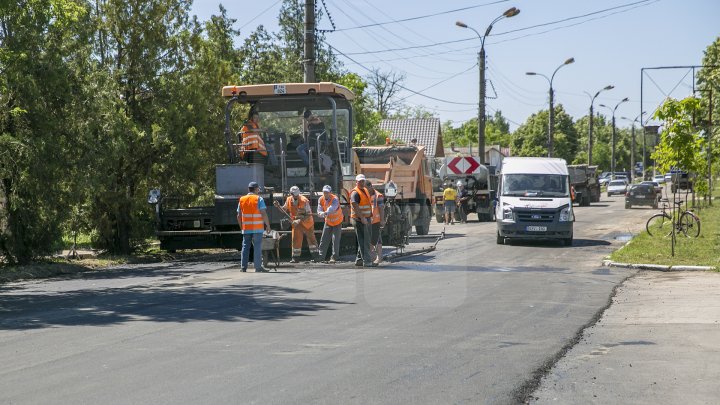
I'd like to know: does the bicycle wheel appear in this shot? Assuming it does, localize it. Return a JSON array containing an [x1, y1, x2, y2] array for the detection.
[[678, 211, 701, 237], [646, 213, 672, 237]]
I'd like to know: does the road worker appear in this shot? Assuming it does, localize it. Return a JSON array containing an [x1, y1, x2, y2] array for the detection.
[[237, 181, 271, 272], [443, 182, 458, 225], [274, 185, 319, 263], [239, 108, 277, 165], [317, 185, 343, 264], [350, 174, 375, 267]]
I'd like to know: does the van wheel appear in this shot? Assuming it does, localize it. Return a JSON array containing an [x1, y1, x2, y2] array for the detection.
[[496, 232, 504, 245]]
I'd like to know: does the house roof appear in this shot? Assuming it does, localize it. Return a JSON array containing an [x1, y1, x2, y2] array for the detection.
[[379, 118, 444, 157], [442, 145, 511, 158]]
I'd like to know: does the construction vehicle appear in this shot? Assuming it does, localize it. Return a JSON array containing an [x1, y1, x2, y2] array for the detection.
[[433, 156, 494, 222], [148, 82, 411, 254], [567, 164, 600, 206], [353, 144, 433, 235]]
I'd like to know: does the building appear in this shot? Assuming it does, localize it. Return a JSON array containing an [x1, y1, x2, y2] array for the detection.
[[379, 118, 445, 158]]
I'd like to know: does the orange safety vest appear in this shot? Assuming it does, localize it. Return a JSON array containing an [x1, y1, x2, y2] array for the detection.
[[371, 192, 384, 224], [239, 194, 264, 232], [319, 193, 343, 227], [350, 186, 372, 219], [286, 195, 314, 228], [240, 120, 267, 157]]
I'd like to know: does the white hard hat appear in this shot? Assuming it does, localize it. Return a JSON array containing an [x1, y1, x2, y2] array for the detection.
[[322, 185, 332, 192], [355, 174, 366, 182], [289, 185, 300, 196], [457, 181, 463, 187]]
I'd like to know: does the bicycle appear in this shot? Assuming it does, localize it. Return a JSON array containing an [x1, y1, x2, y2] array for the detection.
[[645, 199, 701, 238]]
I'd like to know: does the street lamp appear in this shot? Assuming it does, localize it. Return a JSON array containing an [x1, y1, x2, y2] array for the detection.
[[456, 6, 519, 163], [599, 97, 629, 177], [621, 112, 646, 182], [583, 85, 614, 165], [526, 57, 575, 157]]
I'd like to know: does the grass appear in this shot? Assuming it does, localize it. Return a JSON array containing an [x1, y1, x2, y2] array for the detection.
[[611, 191, 720, 270]]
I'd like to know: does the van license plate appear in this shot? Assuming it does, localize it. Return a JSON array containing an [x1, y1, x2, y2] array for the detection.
[[526, 226, 547, 232]]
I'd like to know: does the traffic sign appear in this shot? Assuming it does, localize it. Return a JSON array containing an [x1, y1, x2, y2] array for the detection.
[[446, 157, 482, 174]]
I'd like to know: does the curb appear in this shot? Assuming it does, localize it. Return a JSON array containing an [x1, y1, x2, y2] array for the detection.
[[602, 260, 714, 271]]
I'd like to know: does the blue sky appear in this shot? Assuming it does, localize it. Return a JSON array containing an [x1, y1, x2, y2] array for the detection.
[[190, 0, 719, 131]]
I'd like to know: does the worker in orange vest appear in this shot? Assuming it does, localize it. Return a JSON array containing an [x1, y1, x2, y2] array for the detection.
[[350, 174, 375, 267], [237, 181, 271, 272], [317, 185, 343, 264], [366, 180, 385, 265], [239, 108, 277, 165], [274, 185, 319, 263]]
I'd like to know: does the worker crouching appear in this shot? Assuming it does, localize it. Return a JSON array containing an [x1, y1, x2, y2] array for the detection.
[[274, 186, 319, 263]]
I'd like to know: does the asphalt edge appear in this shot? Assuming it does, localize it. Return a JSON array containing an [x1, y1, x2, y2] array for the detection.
[[602, 260, 715, 271], [513, 271, 639, 404]]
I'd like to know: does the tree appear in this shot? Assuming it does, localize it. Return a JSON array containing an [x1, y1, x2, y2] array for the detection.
[[0, 0, 88, 263], [512, 104, 577, 161], [367, 68, 405, 118], [651, 97, 707, 195]]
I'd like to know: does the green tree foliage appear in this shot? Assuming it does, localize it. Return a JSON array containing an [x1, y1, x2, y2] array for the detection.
[[442, 111, 512, 152], [512, 104, 578, 161], [0, 0, 88, 263], [651, 97, 707, 194]]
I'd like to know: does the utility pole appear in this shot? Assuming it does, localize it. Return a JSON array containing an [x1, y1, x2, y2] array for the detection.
[[630, 124, 636, 182], [303, 0, 316, 83], [708, 89, 713, 205], [479, 48, 486, 163], [548, 86, 555, 158]]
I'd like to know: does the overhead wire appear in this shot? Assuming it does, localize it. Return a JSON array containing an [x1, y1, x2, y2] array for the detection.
[[338, 0, 656, 55], [239, 0, 283, 30], [332, 0, 509, 32]]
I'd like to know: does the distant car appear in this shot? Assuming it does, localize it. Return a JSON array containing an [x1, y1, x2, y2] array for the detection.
[[653, 174, 666, 184], [640, 180, 662, 195], [599, 176, 611, 186], [614, 175, 628, 183], [607, 180, 628, 197], [664, 173, 672, 183], [625, 184, 658, 209]]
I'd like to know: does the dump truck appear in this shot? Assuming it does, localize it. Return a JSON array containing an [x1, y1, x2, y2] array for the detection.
[[148, 82, 411, 254], [433, 156, 494, 222], [567, 164, 600, 206], [353, 145, 433, 235]]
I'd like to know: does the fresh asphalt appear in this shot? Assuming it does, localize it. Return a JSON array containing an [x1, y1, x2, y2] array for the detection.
[[0, 195, 651, 404]]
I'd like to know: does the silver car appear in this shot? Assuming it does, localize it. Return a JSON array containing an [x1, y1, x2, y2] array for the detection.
[[607, 180, 628, 197]]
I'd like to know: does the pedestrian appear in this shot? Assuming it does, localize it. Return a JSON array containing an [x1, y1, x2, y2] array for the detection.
[[443, 182, 457, 225], [457, 180, 470, 224], [350, 174, 374, 267], [317, 185, 343, 264], [366, 180, 385, 265], [237, 181, 271, 272], [274, 186, 319, 263]]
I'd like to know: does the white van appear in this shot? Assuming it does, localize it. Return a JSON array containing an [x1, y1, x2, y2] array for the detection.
[[495, 157, 574, 246]]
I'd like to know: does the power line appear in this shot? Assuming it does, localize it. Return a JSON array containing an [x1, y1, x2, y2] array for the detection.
[[239, 0, 283, 30], [331, 0, 509, 32], [397, 62, 478, 102], [329, 45, 476, 106], [339, 0, 655, 56]]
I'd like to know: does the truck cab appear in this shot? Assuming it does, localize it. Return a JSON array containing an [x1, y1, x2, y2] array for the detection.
[[495, 157, 574, 246]]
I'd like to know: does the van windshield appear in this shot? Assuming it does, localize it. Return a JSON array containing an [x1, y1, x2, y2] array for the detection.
[[501, 174, 569, 197]]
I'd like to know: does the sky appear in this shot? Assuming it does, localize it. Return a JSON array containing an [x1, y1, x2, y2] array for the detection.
[[189, 0, 720, 131]]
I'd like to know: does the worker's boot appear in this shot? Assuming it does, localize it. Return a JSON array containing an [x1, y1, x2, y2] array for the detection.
[[290, 257, 299, 264], [310, 251, 320, 263], [373, 242, 383, 264]]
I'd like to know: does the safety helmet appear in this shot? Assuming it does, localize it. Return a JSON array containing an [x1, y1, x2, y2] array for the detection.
[[289, 185, 300, 196], [322, 185, 332, 192], [355, 174, 366, 182], [456, 181, 463, 187]]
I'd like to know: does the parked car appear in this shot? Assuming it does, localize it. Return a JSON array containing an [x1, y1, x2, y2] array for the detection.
[[653, 174, 666, 184], [614, 174, 628, 183], [640, 180, 662, 195], [607, 180, 628, 197], [625, 184, 658, 209], [664, 173, 672, 183]]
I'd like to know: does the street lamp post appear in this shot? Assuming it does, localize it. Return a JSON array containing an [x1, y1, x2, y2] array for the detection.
[[583, 85, 614, 165], [599, 97, 629, 177], [456, 6, 519, 163], [526, 57, 575, 157], [621, 112, 646, 182]]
